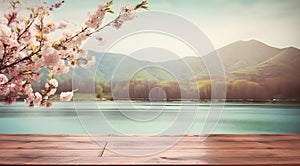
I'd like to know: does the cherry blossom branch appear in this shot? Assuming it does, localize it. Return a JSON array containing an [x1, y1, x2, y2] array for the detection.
[[0, 51, 37, 71], [0, 44, 8, 65], [1, 9, 46, 71], [0, 0, 148, 107], [65, 27, 89, 43], [88, 14, 121, 36], [17, 17, 35, 41], [60, 18, 115, 46], [1, 77, 14, 86]]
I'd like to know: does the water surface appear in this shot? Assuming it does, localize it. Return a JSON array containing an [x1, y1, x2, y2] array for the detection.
[[0, 102, 299, 134]]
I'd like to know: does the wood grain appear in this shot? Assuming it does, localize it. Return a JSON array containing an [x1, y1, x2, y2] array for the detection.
[[0, 134, 299, 165]]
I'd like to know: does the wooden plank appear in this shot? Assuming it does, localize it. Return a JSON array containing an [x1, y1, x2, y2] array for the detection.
[[94, 135, 300, 143], [0, 156, 300, 165], [1, 134, 299, 142], [1, 149, 299, 158], [103, 149, 300, 158], [0, 134, 299, 165], [1, 139, 299, 150], [100, 156, 300, 165], [0, 136, 95, 142], [0, 141, 105, 150], [107, 140, 300, 150], [0, 149, 101, 158], [1, 134, 298, 137]]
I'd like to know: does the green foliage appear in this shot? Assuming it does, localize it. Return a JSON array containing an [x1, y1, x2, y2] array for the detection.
[[96, 85, 103, 98], [227, 79, 263, 99], [98, 78, 283, 101]]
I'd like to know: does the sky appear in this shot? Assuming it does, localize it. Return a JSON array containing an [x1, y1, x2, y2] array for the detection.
[[150, 0, 300, 49], [2, 0, 300, 61], [44, 0, 300, 49]]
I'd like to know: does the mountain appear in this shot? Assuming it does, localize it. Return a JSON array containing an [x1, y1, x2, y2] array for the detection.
[[80, 51, 204, 82], [33, 40, 300, 99], [231, 46, 300, 79], [219, 40, 282, 71], [255, 47, 300, 78], [52, 39, 300, 83]]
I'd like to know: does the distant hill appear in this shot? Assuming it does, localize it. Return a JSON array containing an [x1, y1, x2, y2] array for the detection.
[[231, 46, 300, 79], [219, 40, 282, 71], [34, 40, 300, 99]]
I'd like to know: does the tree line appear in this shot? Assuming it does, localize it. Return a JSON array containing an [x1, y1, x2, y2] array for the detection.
[[94, 78, 300, 101]]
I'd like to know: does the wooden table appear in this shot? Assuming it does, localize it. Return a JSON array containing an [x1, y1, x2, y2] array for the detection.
[[0, 134, 299, 165]]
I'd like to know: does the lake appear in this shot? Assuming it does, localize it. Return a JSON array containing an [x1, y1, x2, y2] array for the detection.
[[0, 102, 299, 134]]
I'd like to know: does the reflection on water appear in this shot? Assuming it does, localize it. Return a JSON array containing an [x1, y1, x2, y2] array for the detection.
[[0, 102, 299, 134]]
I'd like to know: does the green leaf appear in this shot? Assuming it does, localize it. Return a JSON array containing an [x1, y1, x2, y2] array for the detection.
[[27, 7, 34, 13], [48, 73, 54, 79], [31, 44, 35, 51], [21, 70, 32, 75], [16, 26, 21, 33], [134, 0, 148, 10], [105, 8, 114, 14], [106, 0, 113, 7], [24, 19, 30, 25], [141, 6, 148, 10]]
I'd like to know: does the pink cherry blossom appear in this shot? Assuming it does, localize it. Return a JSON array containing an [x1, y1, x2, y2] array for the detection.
[[0, 43, 4, 59], [95, 36, 106, 46], [112, 19, 124, 29], [49, 79, 58, 88], [42, 45, 61, 67], [9, 83, 22, 94], [48, 88, 57, 95], [60, 91, 73, 101], [22, 83, 33, 95], [85, 4, 106, 29], [0, 18, 9, 25], [7, 65, 19, 77], [0, 85, 9, 96], [33, 92, 42, 103], [26, 93, 35, 103], [8, 32, 19, 47], [61, 30, 73, 38], [0, 24, 12, 44], [23, 56, 43, 72], [57, 20, 68, 29], [0, 0, 147, 107], [0, 74, 8, 85], [68, 60, 76, 68], [52, 60, 69, 74], [4, 95, 19, 105], [55, 2, 63, 8], [120, 3, 137, 21], [17, 52, 27, 59], [43, 22, 57, 34]]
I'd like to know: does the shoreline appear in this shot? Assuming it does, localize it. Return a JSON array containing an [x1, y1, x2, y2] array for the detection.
[[7, 98, 300, 104]]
